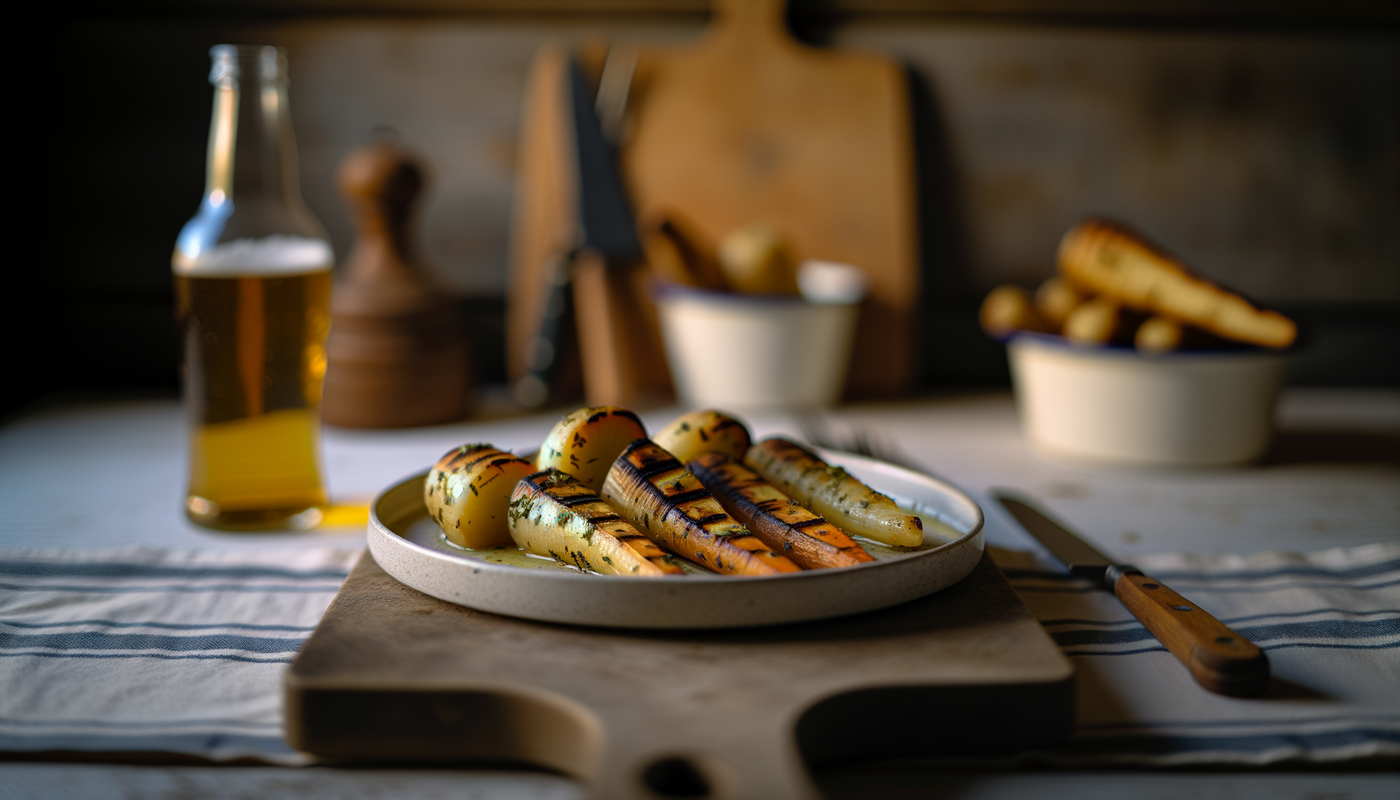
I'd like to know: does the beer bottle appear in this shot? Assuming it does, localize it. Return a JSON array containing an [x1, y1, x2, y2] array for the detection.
[[173, 45, 333, 530]]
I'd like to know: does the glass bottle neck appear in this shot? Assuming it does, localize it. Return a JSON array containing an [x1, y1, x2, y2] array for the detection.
[[205, 48, 304, 207]]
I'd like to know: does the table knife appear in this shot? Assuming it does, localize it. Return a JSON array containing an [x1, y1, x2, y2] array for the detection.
[[994, 492, 1270, 698]]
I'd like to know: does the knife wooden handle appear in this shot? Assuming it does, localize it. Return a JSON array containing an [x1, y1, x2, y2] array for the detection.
[[1113, 569, 1270, 697], [571, 250, 674, 407]]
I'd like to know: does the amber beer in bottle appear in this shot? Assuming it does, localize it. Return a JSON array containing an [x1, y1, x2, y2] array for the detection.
[[173, 45, 333, 529]]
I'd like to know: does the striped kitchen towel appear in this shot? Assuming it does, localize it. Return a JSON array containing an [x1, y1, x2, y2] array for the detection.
[[994, 541, 1400, 766], [0, 547, 359, 764], [4, 545, 1396, 767]]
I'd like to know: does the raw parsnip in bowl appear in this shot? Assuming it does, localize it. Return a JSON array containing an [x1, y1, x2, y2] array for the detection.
[[984, 217, 1296, 467]]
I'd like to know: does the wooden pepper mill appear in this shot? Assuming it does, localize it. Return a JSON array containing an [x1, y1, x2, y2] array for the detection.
[[321, 142, 472, 428]]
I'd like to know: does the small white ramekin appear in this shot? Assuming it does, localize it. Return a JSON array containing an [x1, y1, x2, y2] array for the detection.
[[1007, 333, 1291, 467], [655, 284, 858, 408]]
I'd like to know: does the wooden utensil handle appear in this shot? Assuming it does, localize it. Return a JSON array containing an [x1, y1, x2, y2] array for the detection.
[[1112, 568, 1270, 697], [571, 250, 674, 407]]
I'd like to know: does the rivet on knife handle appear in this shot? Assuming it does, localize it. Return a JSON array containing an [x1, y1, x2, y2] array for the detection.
[[1108, 565, 1270, 698]]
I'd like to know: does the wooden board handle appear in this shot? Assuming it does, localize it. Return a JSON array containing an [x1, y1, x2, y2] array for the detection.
[[1113, 569, 1270, 697]]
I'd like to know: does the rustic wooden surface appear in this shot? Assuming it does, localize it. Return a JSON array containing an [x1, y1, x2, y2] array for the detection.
[[285, 551, 1073, 799]]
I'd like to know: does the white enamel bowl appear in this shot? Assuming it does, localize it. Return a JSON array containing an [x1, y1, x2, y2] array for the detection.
[[654, 284, 859, 408], [368, 449, 984, 629], [1008, 333, 1291, 467]]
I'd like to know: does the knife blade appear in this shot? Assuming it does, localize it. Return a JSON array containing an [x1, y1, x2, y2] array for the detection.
[[513, 51, 647, 409], [569, 55, 643, 262], [994, 492, 1270, 698], [563, 52, 673, 406]]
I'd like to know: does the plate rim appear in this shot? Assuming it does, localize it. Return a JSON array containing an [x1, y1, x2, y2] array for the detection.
[[367, 447, 985, 627]]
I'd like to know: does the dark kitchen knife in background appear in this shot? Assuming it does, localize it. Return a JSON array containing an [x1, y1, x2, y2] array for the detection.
[[514, 51, 664, 409], [567, 53, 672, 407], [994, 491, 1270, 697]]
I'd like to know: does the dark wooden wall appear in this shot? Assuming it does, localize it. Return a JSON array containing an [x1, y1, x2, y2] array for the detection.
[[4, 2, 1396, 419]]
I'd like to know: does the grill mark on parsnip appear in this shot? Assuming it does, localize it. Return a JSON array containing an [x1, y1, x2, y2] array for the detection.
[[744, 438, 924, 548], [690, 452, 875, 570], [603, 440, 802, 576], [425, 444, 537, 550], [634, 459, 679, 481], [508, 469, 682, 576], [652, 410, 753, 466], [666, 489, 712, 506], [537, 406, 649, 491], [442, 444, 503, 470]]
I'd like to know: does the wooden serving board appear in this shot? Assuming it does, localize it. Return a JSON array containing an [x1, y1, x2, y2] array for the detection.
[[285, 552, 1073, 799]]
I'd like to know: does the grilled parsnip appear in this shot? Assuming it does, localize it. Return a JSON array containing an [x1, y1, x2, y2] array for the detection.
[[603, 440, 802, 576], [425, 444, 537, 549], [690, 452, 874, 570], [651, 409, 752, 465], [508, 469, 683, 576], [537, 406, 648, 490], [745, 438, 924, 548]]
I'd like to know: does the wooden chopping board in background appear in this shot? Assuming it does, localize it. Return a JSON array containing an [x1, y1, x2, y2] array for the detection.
[[506, 0, 918, 403], [620, 0, 918, 398], [285, 553, 1073, 799]]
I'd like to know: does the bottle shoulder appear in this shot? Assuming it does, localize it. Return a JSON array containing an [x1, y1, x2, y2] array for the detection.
[[174, 195, 333, 275]]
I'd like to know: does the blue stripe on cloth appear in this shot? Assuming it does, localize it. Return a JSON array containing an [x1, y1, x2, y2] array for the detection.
[[1051, 618, 1400, 648], [0, 717, 279, 730], [1062, 727, 1400, 757], [1063, 640, 1400, 657], [1042, 609, 1400, 627], [1078, 714, 1400, 732], [0, 650, 296, 664], [0, 561, 351, 580], [1148, 559, 1400, 583], [0, 731, 299, 757], [0, 630, 306, 654], [0, 619, 318, 632], [0, 582, 341, 594], [1002, 560, 1400, 584], [1010, 577, 1400, 594]]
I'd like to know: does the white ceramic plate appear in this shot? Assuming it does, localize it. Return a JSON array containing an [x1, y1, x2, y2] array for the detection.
[[367, 449, 985, 629]]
